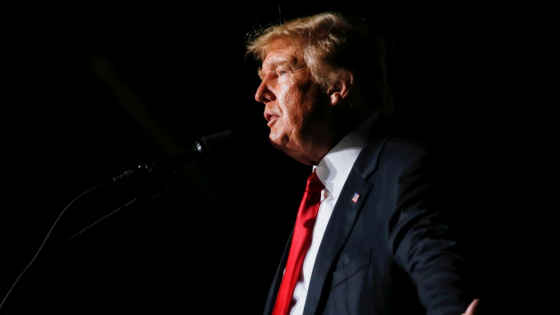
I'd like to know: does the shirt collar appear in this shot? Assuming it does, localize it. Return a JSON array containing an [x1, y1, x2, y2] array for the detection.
[[314, 113, 378, 199]]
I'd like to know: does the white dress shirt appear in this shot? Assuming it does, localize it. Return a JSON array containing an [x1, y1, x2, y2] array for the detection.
[[288, 114, 378, 315]]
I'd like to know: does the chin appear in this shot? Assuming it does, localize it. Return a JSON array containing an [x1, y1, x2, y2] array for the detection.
[[268, 136, 287, 154], [268, 130, 285, 148]]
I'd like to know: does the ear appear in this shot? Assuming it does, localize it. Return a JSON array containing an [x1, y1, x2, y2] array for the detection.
[[328, 71, 353, 106]]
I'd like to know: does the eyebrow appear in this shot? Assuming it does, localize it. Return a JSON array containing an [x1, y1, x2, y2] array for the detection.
[[258, 59, 292, 79]]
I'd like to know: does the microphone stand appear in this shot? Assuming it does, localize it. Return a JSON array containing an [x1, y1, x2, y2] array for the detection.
[[0, 129, 233, 314], [0, 163, 176, 314]]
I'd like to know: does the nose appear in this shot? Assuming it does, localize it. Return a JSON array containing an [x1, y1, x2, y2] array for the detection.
[[255, 79, 275, 104]]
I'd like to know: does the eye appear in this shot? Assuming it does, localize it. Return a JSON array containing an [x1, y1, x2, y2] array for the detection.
[[277, 69, 287, 76]]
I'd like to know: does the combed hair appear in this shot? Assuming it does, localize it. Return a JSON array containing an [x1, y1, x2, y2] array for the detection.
[[246, 12, 394, 116]]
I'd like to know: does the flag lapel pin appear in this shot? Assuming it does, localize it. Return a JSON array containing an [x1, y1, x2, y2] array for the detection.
[[351, 193, 360, 204]]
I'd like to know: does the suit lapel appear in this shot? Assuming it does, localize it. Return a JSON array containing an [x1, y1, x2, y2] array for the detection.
[[303, 135, 388, 314]]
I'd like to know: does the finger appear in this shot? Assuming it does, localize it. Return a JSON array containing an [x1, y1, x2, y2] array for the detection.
[[463, 298, 480, 315]]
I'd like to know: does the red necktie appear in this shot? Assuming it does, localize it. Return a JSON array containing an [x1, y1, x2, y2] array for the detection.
[[272, 170, 324, 315]]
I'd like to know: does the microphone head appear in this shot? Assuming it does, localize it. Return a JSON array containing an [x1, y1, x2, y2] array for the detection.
[[198, 129, 234, 159], [113, 129, 235, 188]]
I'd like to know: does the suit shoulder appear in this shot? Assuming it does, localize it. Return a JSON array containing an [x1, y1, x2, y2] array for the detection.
[[353, 134, 433, 179], [381, 135, 430, 152], [373, 134, 432, 164]]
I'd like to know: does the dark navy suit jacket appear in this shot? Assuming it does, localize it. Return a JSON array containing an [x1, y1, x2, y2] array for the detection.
[[263, 120, 476, 315]]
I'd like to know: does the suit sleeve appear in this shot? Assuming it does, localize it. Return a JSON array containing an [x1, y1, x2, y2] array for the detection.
[[381, 137, 475, 315]]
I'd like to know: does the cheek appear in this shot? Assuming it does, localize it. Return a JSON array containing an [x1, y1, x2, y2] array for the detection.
[[289, 85, 322, 124], [277, 77, 324, 138], [276, 85, 302, 122], [282, 93, 309, 131]]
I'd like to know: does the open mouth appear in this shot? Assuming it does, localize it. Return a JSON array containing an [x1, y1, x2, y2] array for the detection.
[[264, 112, 279, 126]]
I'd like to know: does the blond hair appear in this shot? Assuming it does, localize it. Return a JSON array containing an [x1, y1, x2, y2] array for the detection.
[[246, 12, 394, 116]]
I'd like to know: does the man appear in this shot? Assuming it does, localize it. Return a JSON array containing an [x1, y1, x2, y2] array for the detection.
[[246, 11, 481, 315]]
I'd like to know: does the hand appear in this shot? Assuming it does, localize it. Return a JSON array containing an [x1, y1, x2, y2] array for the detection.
[[462, 299, 480, 315]]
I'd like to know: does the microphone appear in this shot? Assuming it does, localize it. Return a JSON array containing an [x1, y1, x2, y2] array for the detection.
[[113, 129, 234, 182], [146, 129, 234, 175]]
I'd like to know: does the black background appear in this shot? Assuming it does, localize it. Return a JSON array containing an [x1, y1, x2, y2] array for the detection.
[[1, 1, 550, 314]]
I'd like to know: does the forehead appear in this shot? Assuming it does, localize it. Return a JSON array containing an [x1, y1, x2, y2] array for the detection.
[[261, 38, 301, 69]]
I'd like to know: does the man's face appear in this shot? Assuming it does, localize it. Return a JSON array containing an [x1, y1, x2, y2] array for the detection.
[[255, 39, 333, 165]]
